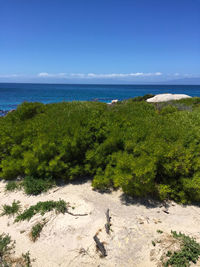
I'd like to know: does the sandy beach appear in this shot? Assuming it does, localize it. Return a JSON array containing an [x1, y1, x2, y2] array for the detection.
[[1, 180, 200, 266]]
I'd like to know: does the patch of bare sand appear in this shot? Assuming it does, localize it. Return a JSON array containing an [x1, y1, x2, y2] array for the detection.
[[0, 180, 200, 267]]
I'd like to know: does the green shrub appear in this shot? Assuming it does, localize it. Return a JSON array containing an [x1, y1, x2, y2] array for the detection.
[[5, 181, 20, 191], [175, 97, 200, 107], [0, 233, 33, 266], [14, 102, 45, 120], [22, 251, 32, 267], [165, 231, 200, 267], [131, 94, 155, 102], [22, 176, 55, 195], [1, 99, 200, 203], [0, 233, 14, 261], [92, 167, 114, 190], [15, 200, 67, 222], [159, 105, 178, 115], [0, 158, 23, 180], [157, 184, 173, 201], [30, 222, 45, 242], [181, 173, 200, 202], [1, 200, 21, 216]]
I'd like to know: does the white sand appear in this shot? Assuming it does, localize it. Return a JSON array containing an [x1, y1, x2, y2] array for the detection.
[[146, 93, 191, 102], [0, 180, 200, 267]]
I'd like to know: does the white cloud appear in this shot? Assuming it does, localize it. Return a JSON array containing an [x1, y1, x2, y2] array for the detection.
[[0, 74, 21, 78], [74, 72, 162, 78], [37, 72, 162, 79], [69, 73, 86, 78], [38, 72, 67, 77], [38, 72, 49, 77], [174, 73, 180, 76], [183, 73, 194, 78]]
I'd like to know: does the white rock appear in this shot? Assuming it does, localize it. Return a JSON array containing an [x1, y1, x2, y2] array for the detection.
[[146, 93, 191, 103], [107, 99, 119, 105], [111, 99, 118, 104]]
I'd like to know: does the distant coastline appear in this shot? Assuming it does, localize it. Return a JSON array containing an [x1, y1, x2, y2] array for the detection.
[[0, 83, 200, 111]]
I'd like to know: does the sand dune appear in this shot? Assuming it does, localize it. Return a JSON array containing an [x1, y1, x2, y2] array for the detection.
[[0, 180, 200, 266]]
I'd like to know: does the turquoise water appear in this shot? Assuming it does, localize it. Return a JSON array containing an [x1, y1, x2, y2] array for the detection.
[[0, 83, 200, 111]]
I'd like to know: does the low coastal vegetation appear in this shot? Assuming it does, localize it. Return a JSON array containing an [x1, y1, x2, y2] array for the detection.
[[22, 176, 55, 195], [15, 200, 67, 222], [5, 181, 20, 191], [164, 231, 200, 266], [30, 221, 46, 242], [152, 230, 200, 266], [0, 233, 32, 266], [1, 200, 21, 216], [1, 96, 200, 203]]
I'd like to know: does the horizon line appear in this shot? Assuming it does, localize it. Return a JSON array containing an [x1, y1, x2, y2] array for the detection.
[[0, 82, 200, 86]]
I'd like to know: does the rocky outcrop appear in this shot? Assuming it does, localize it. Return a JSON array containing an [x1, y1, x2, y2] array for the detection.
[[146, 93, 191, 103]]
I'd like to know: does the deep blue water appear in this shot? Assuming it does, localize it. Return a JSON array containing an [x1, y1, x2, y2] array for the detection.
[[0, 83, 200, 111]]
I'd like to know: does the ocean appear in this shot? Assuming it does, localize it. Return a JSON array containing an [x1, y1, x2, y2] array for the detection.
[[0, 83, 200, 111]]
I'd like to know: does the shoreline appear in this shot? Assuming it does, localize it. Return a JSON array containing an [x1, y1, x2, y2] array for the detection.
[[0, 83, 200, 113]]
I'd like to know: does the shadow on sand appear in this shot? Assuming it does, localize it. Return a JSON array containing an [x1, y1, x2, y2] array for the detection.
[[55, 176, 92, 187], [119, 193, 170, 209]]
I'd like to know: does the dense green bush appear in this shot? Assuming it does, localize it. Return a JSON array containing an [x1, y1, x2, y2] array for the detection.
[[22, 176, 55, 195], [14, 102, 45, 120], [1, 97, 200, 203]]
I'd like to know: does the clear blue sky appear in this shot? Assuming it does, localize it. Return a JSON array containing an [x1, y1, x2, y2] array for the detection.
[[0, 0, 200, 83]]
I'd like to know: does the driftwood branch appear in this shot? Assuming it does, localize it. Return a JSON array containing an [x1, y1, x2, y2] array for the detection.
[[93, 235, 107, 257], [65, 204, 88, 217], [105, 209, 111, 234], [66, 211, 88, 217], [163, 210, 169, 214]]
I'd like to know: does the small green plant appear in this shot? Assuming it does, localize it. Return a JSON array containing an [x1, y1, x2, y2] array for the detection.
[[157, 229, 163, 234], [164, 231, 200, 267], [152, 240, 156, 246], [1, 200, 21, 216], [30, 222, 45, 242], [0, 233, 15, 263], [15, 200, 67, 222], [22, 251, 32, 267], [22, 176, 55, 195], [0, 233, 33, 266], [5, 181, 19, 191], [166, 251, 172, 257]]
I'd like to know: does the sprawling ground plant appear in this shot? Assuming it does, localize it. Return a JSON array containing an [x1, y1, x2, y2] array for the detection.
[[15, 200, 67, 222], [164, 231, 200, 267], [1, 97, 200, 203]]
